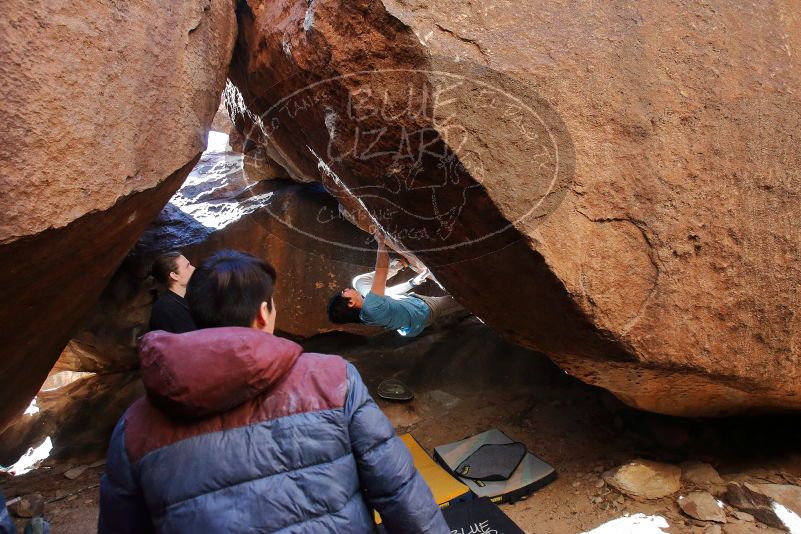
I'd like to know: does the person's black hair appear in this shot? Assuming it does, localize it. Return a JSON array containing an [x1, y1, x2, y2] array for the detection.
[[327, 292, 362, 324], [186, 250, 277, 328], [151, 251, 182, 285]]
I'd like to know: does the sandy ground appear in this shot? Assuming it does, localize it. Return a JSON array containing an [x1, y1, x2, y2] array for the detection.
[[4, 318, 801, 533]]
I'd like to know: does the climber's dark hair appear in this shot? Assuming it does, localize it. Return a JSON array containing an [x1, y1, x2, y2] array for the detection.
[[187, 250, 276, 328], [327, 292, 362, 324], [151, 251, 182, 285]]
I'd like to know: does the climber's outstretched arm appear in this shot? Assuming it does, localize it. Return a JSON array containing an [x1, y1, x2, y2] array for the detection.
[[370, 234, 390, 296]]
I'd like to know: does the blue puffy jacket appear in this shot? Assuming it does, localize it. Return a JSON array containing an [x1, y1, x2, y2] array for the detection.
[[98, 327, 447, 533], [0, 491, 15, 534]]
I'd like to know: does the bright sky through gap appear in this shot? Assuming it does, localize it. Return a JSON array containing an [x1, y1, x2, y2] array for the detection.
[[3, 436, 53, 476], [206, 131, 230, 153]]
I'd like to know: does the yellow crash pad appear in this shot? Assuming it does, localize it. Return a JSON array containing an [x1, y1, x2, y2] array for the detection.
[[375, 433, 471, 524]]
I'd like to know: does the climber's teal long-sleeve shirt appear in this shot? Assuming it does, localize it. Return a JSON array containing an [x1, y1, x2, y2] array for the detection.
[[360, 292, 431, 337]]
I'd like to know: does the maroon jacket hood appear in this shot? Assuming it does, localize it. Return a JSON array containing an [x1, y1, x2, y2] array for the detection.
[[138, 327, 303, 419]]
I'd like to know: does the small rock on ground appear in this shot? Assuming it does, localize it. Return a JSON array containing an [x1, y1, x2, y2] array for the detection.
[[682, 461, 725, 485], [722, 523, 786, 534], [9, 493, 44, 518], [749, 483, 801, 518], [603, 459, 681, 500], [731, 510, 754, 522], [64, 465, 90, 480], [424, 390, 461, 410], [725, 483, 784, 529], [679, 491, 727, 523]]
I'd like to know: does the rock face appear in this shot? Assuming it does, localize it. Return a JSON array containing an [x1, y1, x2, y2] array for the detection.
[[140, 149, 378, 338], [0, 0, 237, 431], [210, 99, 234, 134], [226, 0, 801, 416], [0, 372, 143, 466]]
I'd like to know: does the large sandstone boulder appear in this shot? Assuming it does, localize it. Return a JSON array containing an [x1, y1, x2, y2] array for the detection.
[[227, 0, 801, 416], [0, 0, 237, 431]]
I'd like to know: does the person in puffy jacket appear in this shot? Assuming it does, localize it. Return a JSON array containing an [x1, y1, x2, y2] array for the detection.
[[0, 491, 15, 534], [98, 250, 447, 533]]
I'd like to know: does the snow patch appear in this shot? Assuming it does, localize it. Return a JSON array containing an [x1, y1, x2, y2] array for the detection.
[[582, 514, 670, 534], [303, 1, 315, 32], [774, 502, 801, 533], [24, 398, 39, 416]]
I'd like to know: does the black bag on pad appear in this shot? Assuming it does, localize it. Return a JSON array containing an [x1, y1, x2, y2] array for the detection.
[[455, 442, 527, 481]]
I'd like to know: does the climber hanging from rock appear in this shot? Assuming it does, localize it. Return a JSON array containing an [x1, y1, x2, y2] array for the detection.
[[327, 231, 466, 336]]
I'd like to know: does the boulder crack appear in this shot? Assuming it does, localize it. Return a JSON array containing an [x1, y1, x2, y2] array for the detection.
[[434, 23, 488, 63], [576, 209, 661, 336]]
